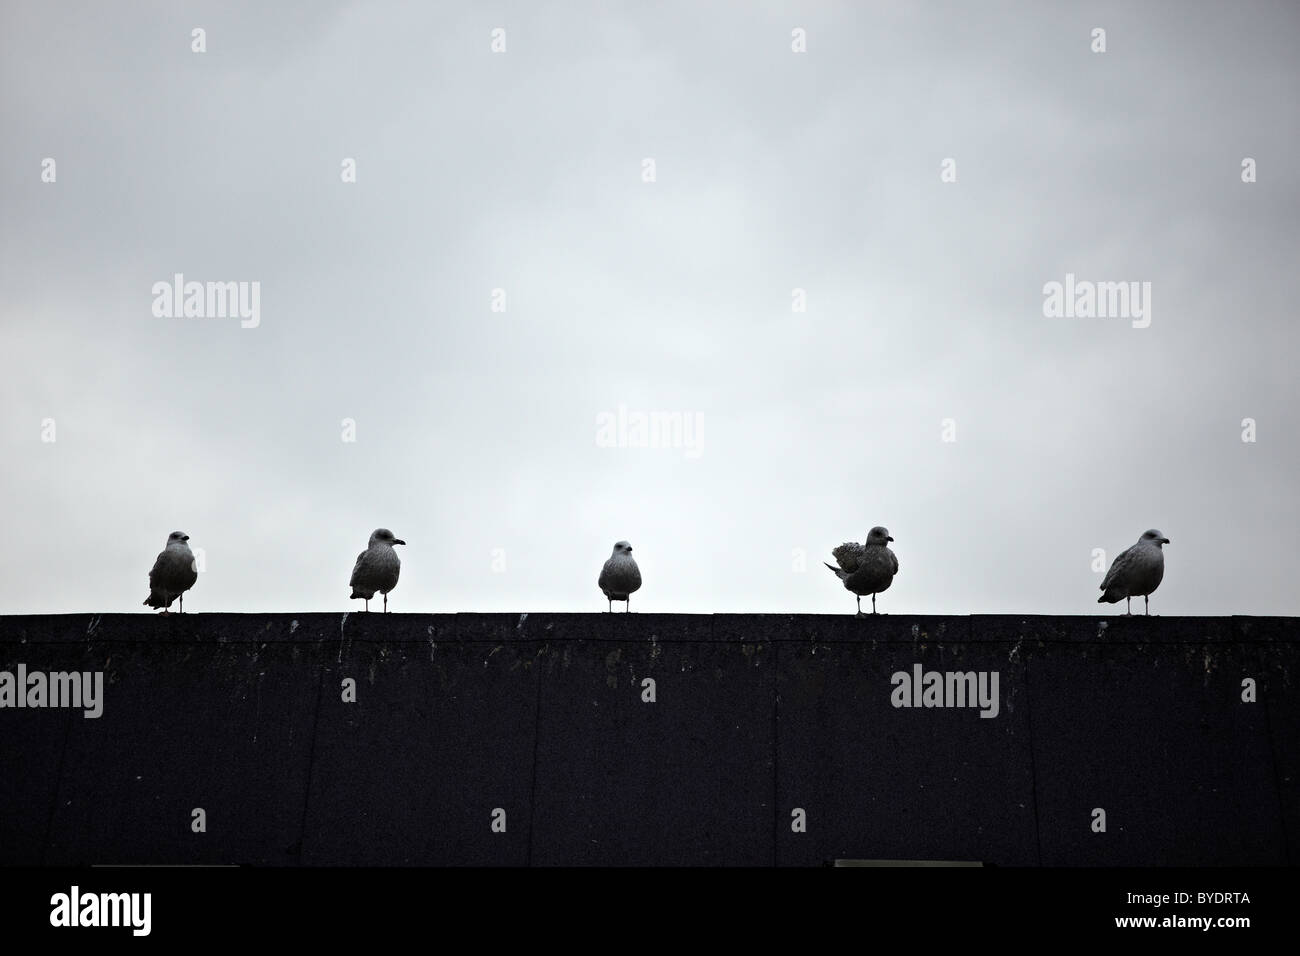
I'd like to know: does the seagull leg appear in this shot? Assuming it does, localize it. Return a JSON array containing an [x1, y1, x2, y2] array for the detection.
[[607, 597, 612, 613], [179, 594, 183, 614], [384, 592, 388, 613], [364, 598, 369, 613], [872, 593, 877, 615], [1125, 596, 1131, 616], [627, 595, 631, 613], [1144, 595, 1149, 616], [855, 595, 862, 616]]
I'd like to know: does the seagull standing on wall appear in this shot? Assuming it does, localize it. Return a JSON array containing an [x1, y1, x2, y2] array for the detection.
[[143, 531, 198, 614], [598, 541, 641, 612], [825, 526, 898, 616], [349, 528, 405, 612], [1098, 529, 1169, 615]]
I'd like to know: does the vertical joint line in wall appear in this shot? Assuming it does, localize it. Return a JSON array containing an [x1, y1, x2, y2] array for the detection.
[[1023, 640, 1044, 866], [41, 706, 75, 865], [772, 639, 779, 868], [296, 665, 326, 864], [526, 644, 544, 867]]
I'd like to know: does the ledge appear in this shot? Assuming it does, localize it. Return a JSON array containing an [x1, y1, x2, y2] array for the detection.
[[2, 612, 1294, 644], [1, 613, 1296, 866]]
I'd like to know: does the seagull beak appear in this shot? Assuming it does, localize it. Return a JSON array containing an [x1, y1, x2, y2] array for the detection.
[[887, 536, 894, 542], [182, 535, 190, 541], [1160, 537, 1170, 545], [393, 539, 406, 546]]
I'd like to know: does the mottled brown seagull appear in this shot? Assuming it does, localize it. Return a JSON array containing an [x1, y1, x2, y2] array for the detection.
[[825, 526, 898, 616]]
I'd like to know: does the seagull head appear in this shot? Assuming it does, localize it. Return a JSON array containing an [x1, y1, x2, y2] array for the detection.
[[611, 540, 634, 557], [167, 531, 190, 545], [370, 528, 406, 547], [866, 527, 894, 545], [1141, 529, 1170, 547]]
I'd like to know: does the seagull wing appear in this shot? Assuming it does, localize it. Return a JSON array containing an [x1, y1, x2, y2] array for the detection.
[[830, 542, 865, 572], [1100, 543, 1137, 592], [147, 549, 169, 589], [349, 549, 371, 588]]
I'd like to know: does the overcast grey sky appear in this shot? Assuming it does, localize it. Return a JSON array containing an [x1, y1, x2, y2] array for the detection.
[[1, 1, 1297, 616]]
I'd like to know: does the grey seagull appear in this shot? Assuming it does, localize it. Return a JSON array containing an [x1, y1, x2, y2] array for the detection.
[[1098, 528, 1169, 615], [143, 531, 198, 614], [349, 528, 405, 612], [598, 540, 641, 612]]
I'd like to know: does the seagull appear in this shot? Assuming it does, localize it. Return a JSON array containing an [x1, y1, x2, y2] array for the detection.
[[825, 526, 898, 616], [598, 540, 641, 612], [349, 528, 405, 612], [1098, 529, 1169, 615], [143, 531, 198, 614]]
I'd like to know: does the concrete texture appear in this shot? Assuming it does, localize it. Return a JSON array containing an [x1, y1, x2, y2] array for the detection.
[[0, 613, 1294, 866]]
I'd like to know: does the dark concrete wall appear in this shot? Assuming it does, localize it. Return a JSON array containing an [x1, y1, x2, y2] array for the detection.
[[1, 613, 1294, 866]]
